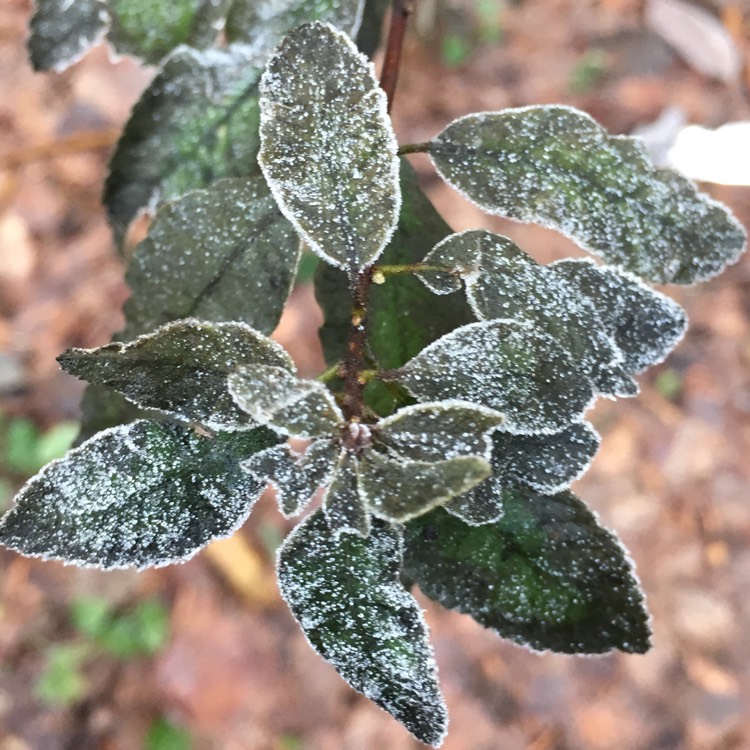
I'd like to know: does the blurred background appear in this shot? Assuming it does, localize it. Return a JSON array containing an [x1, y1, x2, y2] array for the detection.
[[1, 0, 750, 748]]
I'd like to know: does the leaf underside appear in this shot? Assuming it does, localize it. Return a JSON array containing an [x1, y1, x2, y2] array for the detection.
[[429, 105, 746, 283], [59, 320, 293, 432], [403, 491, 651, 654], [277, 510, 447, 746], [259, 22, 400, 271], [124, 176, 300, 339], [0, 421, 277, 569]]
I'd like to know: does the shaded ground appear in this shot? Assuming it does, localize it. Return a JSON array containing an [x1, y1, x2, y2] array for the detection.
[[1, 1, 750, 748]]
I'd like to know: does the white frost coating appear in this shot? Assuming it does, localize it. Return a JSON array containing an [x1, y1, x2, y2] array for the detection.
[[258, 22, 401, 271], [399, 319, 598, 435], [277, 512, 448, 746], [428, 105, 746, 284], [0, 421, 269, 570]]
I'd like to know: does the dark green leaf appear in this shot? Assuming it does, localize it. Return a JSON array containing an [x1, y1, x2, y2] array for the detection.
[[360, 451, 491, 523], [552, 259, 687, 373], [323, 449, 370, 536], [73, 385, 153, 446], [226, 0, 365, 54], [403, 491, 651, 654], [124, 177, 300, 339], [418, 229, 637, 397], [278, 510, 447, 746], [59, 320, 293, 432], [355, 0, 390, 57], [429, 106, 746, 284], [0, 420, 277, 569], [105, 46, 263, 247], [228, 365, 343, 438], [398, 319, 595, 434], [27, 0, 106, 72], [107, 0, 226, 64], [258, 22, 400, 271]]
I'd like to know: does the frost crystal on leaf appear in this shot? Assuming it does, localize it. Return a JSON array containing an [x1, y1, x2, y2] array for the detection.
[[398, 320, 596, 434], [403, 492, 652, 654], [429, 105, 746, 283], [323, 449, 371, 537], [418, 230, 637, 398], [258, 22, 400, 271], [124, 177, 300, 340], [0, 421, 277, 569], [58, 319, 293, 432], [277, 510, 448, 746]]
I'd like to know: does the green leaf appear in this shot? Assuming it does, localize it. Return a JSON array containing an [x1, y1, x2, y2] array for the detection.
[[398, 319, 595, 434], [73, 385, 152, 447], [403, 492, 652, 654], [258, 22, 400, 271], [373, 400, 504, 461], [277, 510, 447, 746], [59, 320, 292, 432], [71, 596, 112, 639], [447, 422, 600, 525], [429, 105, 746, 284], [124, 177, 300, 339], [105, 46, 263, 247], [315, 163, 474, 412], [146, 717, 193, 750], [355, 0, 390, 57], [27, 0, 107, 72], [229, 365, 344, 438], [323, 449, 371, 537], [418, 229, 637, 397], [35, 644, 90, 706], [96, 599, 170, 657], [226, 0, 365, 54], [0, 420, 276, 569], [552, 259, 687, 373], [242, 439, 338, 516], [359, 451, 491, 523]]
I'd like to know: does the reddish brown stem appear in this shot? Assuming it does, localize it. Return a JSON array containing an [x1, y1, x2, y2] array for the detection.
[[380, 0, 415, 113], [342, 268, 373, 421]]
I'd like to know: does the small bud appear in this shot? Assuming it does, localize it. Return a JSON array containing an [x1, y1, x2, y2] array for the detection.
[[372, 270, 386, 284]]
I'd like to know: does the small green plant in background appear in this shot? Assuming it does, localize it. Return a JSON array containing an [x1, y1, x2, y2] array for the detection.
[[145, 716, 194, 750], [35, 597, 170, 706], [568, 48, 609, 94], [2, 0, 746, 745]]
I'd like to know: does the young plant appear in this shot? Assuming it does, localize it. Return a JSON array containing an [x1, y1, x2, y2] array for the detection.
[[3, 3, 746, 745]]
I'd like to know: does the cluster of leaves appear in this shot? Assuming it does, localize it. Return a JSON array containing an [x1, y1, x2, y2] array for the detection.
[[3, 2, 746, 745]]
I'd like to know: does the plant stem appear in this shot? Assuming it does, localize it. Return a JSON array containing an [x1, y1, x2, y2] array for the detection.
[[372, 262, 452, 278], [397, 141, 431, 156], [380, 0, 416, 113], [340, 0, 416, 421]]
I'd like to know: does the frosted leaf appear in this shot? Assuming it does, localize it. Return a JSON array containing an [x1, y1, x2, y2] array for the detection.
[[242, 439, 338, 516], [315, 163, 473, 415], [105, 45, 264, 247], [277, 510, 448, 746], [359, 451, 491, 523], [403, 492, 651, 654], [0, 420, 276, 569], [58, 319, 292, 432], [258, 22, 400, 271], [429, 106, 746, 284], [398, 320, 596, 434], [323, 449, 370, 537], [27, 0, 107, 72], [419, 230, 636, 398], [226, 0, 365, 57], [124, 177, 299, 339], [228, 365, 344, 438], [552, 259, 688, 373], [374, 401, 504, 462]]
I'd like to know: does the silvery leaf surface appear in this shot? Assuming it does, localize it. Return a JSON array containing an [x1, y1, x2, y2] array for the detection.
[[228, 365, 344, 438], [277, 510, 448, 746], [429, 105, 746, 284], [359, 450, 491, 523], [551, 259, 688, 373], [322, 449, 370, 537], [0, 421, 276, 569], [124, 177, 299, 339], [403, 491, 652, 654], [398, 320, 596, 434], [105, 45, 264, 247], [259, 22, 400, 271], [59, 320, 292, 432], [418, 230, 636, 397]]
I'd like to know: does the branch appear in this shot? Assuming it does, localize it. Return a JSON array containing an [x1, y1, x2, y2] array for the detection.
[[380, 0, 416, 113]]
